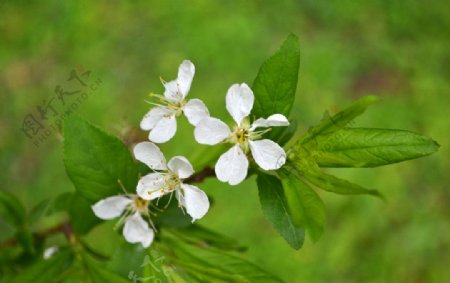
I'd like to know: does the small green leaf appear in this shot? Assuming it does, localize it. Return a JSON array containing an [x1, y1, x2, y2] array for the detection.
[[252, 33, 300, 119], [300, 96, 379, 146], [0, 191, 26, 227], [280, 171, 326, 242], [302, 168, 382, 198], [63, 115, 138, 202], [13, 248, 74, 283], [82, 252, 129, 283], [313, 128, 440, 168], [257, 173, 305, 249]]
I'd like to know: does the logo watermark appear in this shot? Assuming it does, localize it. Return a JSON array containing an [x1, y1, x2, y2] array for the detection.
[[128, 250, 174, 283], [20, 66, 102, 147]]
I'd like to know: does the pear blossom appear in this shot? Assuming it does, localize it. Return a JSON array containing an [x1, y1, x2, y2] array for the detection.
[[140, 60, 210, 143], [134, 142, 210, 222], [92, 194, 154, 248], [194, 83, 289, 185]]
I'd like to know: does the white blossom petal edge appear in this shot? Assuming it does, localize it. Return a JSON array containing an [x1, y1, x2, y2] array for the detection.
[[135, 142, 210, 222], [194, 83, 289, 185], [140, 60, 210, 143], [91, 195, 154, 248]]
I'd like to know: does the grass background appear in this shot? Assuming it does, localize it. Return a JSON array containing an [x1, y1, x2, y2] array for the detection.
[[1, 1, 449, 282]]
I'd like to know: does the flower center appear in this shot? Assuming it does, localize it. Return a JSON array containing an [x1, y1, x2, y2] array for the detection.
[[132, 197, 149, 213], [148, 93, 185, 117]]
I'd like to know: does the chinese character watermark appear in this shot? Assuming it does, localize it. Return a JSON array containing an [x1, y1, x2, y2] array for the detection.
[[21, 66, 102, 147]]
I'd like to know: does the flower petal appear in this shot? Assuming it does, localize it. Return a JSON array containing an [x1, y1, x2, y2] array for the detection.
[[177, 60, 195, 98], [215, 144, 249, 185], [194, 117, 230, 145], [149, 114, 177, 143], [168, 156, 194, 179], [250, 114, 290, 130], [91, 196, 132, 220], [183, 98, 210, 126], [249, 139, 286, 170], [123, 213, 154, 248], [133, 142, 167, 170], [137, 173, 169, 200], [226, 83, 254, 125], [163, 80, 182, 103], [140, 107, 171, 131], [179, 184, 210, 222]]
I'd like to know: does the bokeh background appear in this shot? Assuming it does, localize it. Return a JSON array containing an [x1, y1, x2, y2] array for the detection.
[[1, 1, 449, 282]]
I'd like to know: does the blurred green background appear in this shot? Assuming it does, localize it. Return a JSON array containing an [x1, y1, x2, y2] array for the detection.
[[1, 0, 449, 282]]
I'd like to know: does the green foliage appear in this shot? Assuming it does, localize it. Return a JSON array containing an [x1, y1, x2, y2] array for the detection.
[[63, 115, 138, 202], [13, 248, 74, 283], [300, 96, 380, 146], [257, 173, 305, 249], [0, 191, 26, 227], [313, 128, 440, 168], [252, 33, 300, 119]]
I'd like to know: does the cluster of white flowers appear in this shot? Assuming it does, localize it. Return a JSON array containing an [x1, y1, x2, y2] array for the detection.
[[92, 60, 289, 248]]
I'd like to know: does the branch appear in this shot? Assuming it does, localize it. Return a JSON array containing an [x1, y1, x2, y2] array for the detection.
[[185, 166, 215, 184]]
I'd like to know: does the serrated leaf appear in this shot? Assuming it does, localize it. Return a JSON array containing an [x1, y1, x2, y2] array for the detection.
[[252, 33, 300, 119], [313, 128, 440, 168], [0, 191, 26, 227], [257, 173, 305, 250], [13, 248, 74, 283], [300, 96, 379, 146], [280, 171, 326, 242], [63, 115, 138, 202]]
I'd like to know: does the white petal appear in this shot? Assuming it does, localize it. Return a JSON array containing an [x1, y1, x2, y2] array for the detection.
[[249, 139, 286, 170], [194, 117, 230, 145], [140, 107, 171, 131], [91, 196, 132, 220], [250, 114, 290, 130], [179, 184, 210, 222], [168, 156, 194, 179], [183, 98, 210, 126], [163, 80, 182, 103], [226, 83, 254, 125], [149, 114, 177, 143], [137, 173, 169, 200], [215, 145, 249, 185], [133, 142, 167, 170], [123, 213, 154, 248], [177, 60, 195, 98]]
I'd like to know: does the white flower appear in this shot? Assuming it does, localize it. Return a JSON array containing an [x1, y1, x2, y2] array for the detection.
[[43, 246, 59, 260], [92, 195, 154, 248], [140, 60, 210, 143], [194, 83, 289, 185], [133, 142, 210, 222]]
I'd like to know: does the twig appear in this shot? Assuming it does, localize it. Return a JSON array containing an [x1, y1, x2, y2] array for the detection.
[[185, 166, 215, 184]]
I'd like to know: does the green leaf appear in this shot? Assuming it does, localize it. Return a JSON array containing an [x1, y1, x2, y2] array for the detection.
[[257, 173, 305, 250], [280, 171, 326, 242], [68, 193, 101, 234], [82, 252, 129, 283], [313, 128, 440, 168], [0, 191, 26, 227], [29, 199, 52, 223], [300, 96, 380, 146], [160, 235, 283, 283], [252, 33, 300, 118], [168, 225, 245, 251], [153, 195, 192, 228], [302, 168, 382, 198], [13, 248, 74, 283], [63, 115, 138, 202]]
